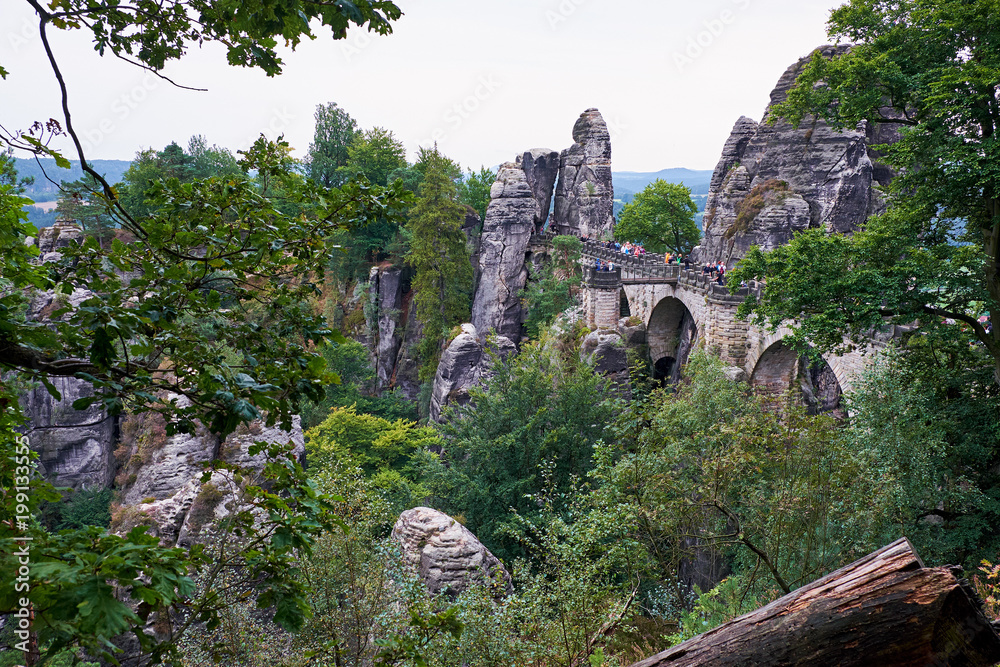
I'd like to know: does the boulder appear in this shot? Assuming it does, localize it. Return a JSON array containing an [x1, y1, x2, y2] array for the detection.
[[36, 218, 84, 262], [429, 324, 516, 423], [552, 108, 615, 239], [580, 329, 628, 376], [392, 506, 512, 598], [616, 316, 647, 347], [699, 46, 893, 267]]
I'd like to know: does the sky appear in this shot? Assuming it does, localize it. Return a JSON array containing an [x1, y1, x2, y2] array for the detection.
[[1, 0, 845, 172]]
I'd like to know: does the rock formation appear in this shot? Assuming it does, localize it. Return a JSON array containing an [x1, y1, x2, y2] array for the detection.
[[698, 45, 894, 267], [392, 506, 512, 597], [22, 377, 116, 490], [521, 148, 560, 233], [20, 223, 119, 490], [429, 324, 516, 422], [368, 265, 405, 393], [35, 217, 84, 262], [470, 158, 542, 342], [116, 410, 305, 547], [552, 108, 615, 239]]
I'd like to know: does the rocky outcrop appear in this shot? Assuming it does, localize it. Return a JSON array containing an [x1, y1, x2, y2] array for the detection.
[[117, 413, 305, 547], [580, 329, 628, 376], [698, 46, 893, 268], [22, 377, 116, 490], [552, 108, 615, 239], [392, 506, 512, 598], [21, 227, 119, 491], [470, 161, 538, 342], [368, 266, 405, 393], [429, 324, 516, 422], [35, 218, 84, 262]]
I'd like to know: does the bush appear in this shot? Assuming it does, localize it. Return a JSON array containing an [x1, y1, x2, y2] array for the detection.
[[40, 487, 114, 531]]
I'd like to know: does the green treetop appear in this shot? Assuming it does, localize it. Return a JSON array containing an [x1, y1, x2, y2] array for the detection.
[[306, 102, 360, 188], [614, 179, 700, 254]]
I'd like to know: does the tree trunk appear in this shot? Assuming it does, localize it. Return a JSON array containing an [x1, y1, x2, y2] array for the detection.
[[630, 538, 1000, 667]]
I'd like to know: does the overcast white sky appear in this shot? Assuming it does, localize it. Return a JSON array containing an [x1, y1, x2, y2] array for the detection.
[[1, 0, 844, 172]]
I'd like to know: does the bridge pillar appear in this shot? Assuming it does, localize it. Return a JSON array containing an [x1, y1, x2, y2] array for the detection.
[[583, 266, 621, 329], [703, 285, 750, 367]]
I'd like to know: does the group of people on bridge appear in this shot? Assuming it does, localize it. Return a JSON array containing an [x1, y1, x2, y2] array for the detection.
[[703, 261, 728, 286]]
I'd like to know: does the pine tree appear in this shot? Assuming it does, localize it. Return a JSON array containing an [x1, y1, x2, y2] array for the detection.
[[406, 148, 474, 375]]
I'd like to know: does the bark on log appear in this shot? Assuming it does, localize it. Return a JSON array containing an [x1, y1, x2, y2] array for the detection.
[[631, 538, 1000, 666]]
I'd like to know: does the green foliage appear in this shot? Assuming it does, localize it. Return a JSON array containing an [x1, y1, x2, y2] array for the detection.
[[300, 340, 417, 429], [344, 127, 408, 187], [522, 235, 581, 339], [31, 0, 402, 78], [55, 171, 117, 246], [406, 148, 474, 377], [0, 0, 409, 662], [457, 166, 496, 222], [3, 136, 410, 439], [739, 0, 1000, 377], [117, 138, 242, 218], [840, 347, 1000, 567], [425, 340, 616, 561], [593, 351, 847, 596], [41, 488, 114, 531], [306, 406, 440, 512], [615, 179, 699, 254], [307, 102, 360, 187], [665, 577, 774, 646]]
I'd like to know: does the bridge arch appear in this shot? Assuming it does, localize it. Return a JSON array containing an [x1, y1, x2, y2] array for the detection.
[[748, 335, 845, 416], [647, 295, 699, 383]]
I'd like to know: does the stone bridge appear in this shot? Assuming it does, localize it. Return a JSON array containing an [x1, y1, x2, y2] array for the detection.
[[561, 236, 883, 410]]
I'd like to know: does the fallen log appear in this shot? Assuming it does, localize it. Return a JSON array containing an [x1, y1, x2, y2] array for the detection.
[[631, 538, 1000, 666]]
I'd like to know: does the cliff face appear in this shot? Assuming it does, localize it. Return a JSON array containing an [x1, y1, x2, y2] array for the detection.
[[698, 45, 894, 267]]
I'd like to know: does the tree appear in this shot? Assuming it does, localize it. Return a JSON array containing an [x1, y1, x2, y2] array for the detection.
[[614, 179, 699, 254], [457, 166, 496, 222], [344, 127, 407, 187], [425, 341, 616, 561], [730, 0, 1000, 379], [0, 0, 404, 662], [406, 147, 474, 372], [592, 352, 847, 599], [306, 102, 359, 188]]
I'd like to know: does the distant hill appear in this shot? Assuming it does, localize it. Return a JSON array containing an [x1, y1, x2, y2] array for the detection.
[[613, 168, 714, 196], [14, 158, 132, 204], [612, 168, 714, 218]]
